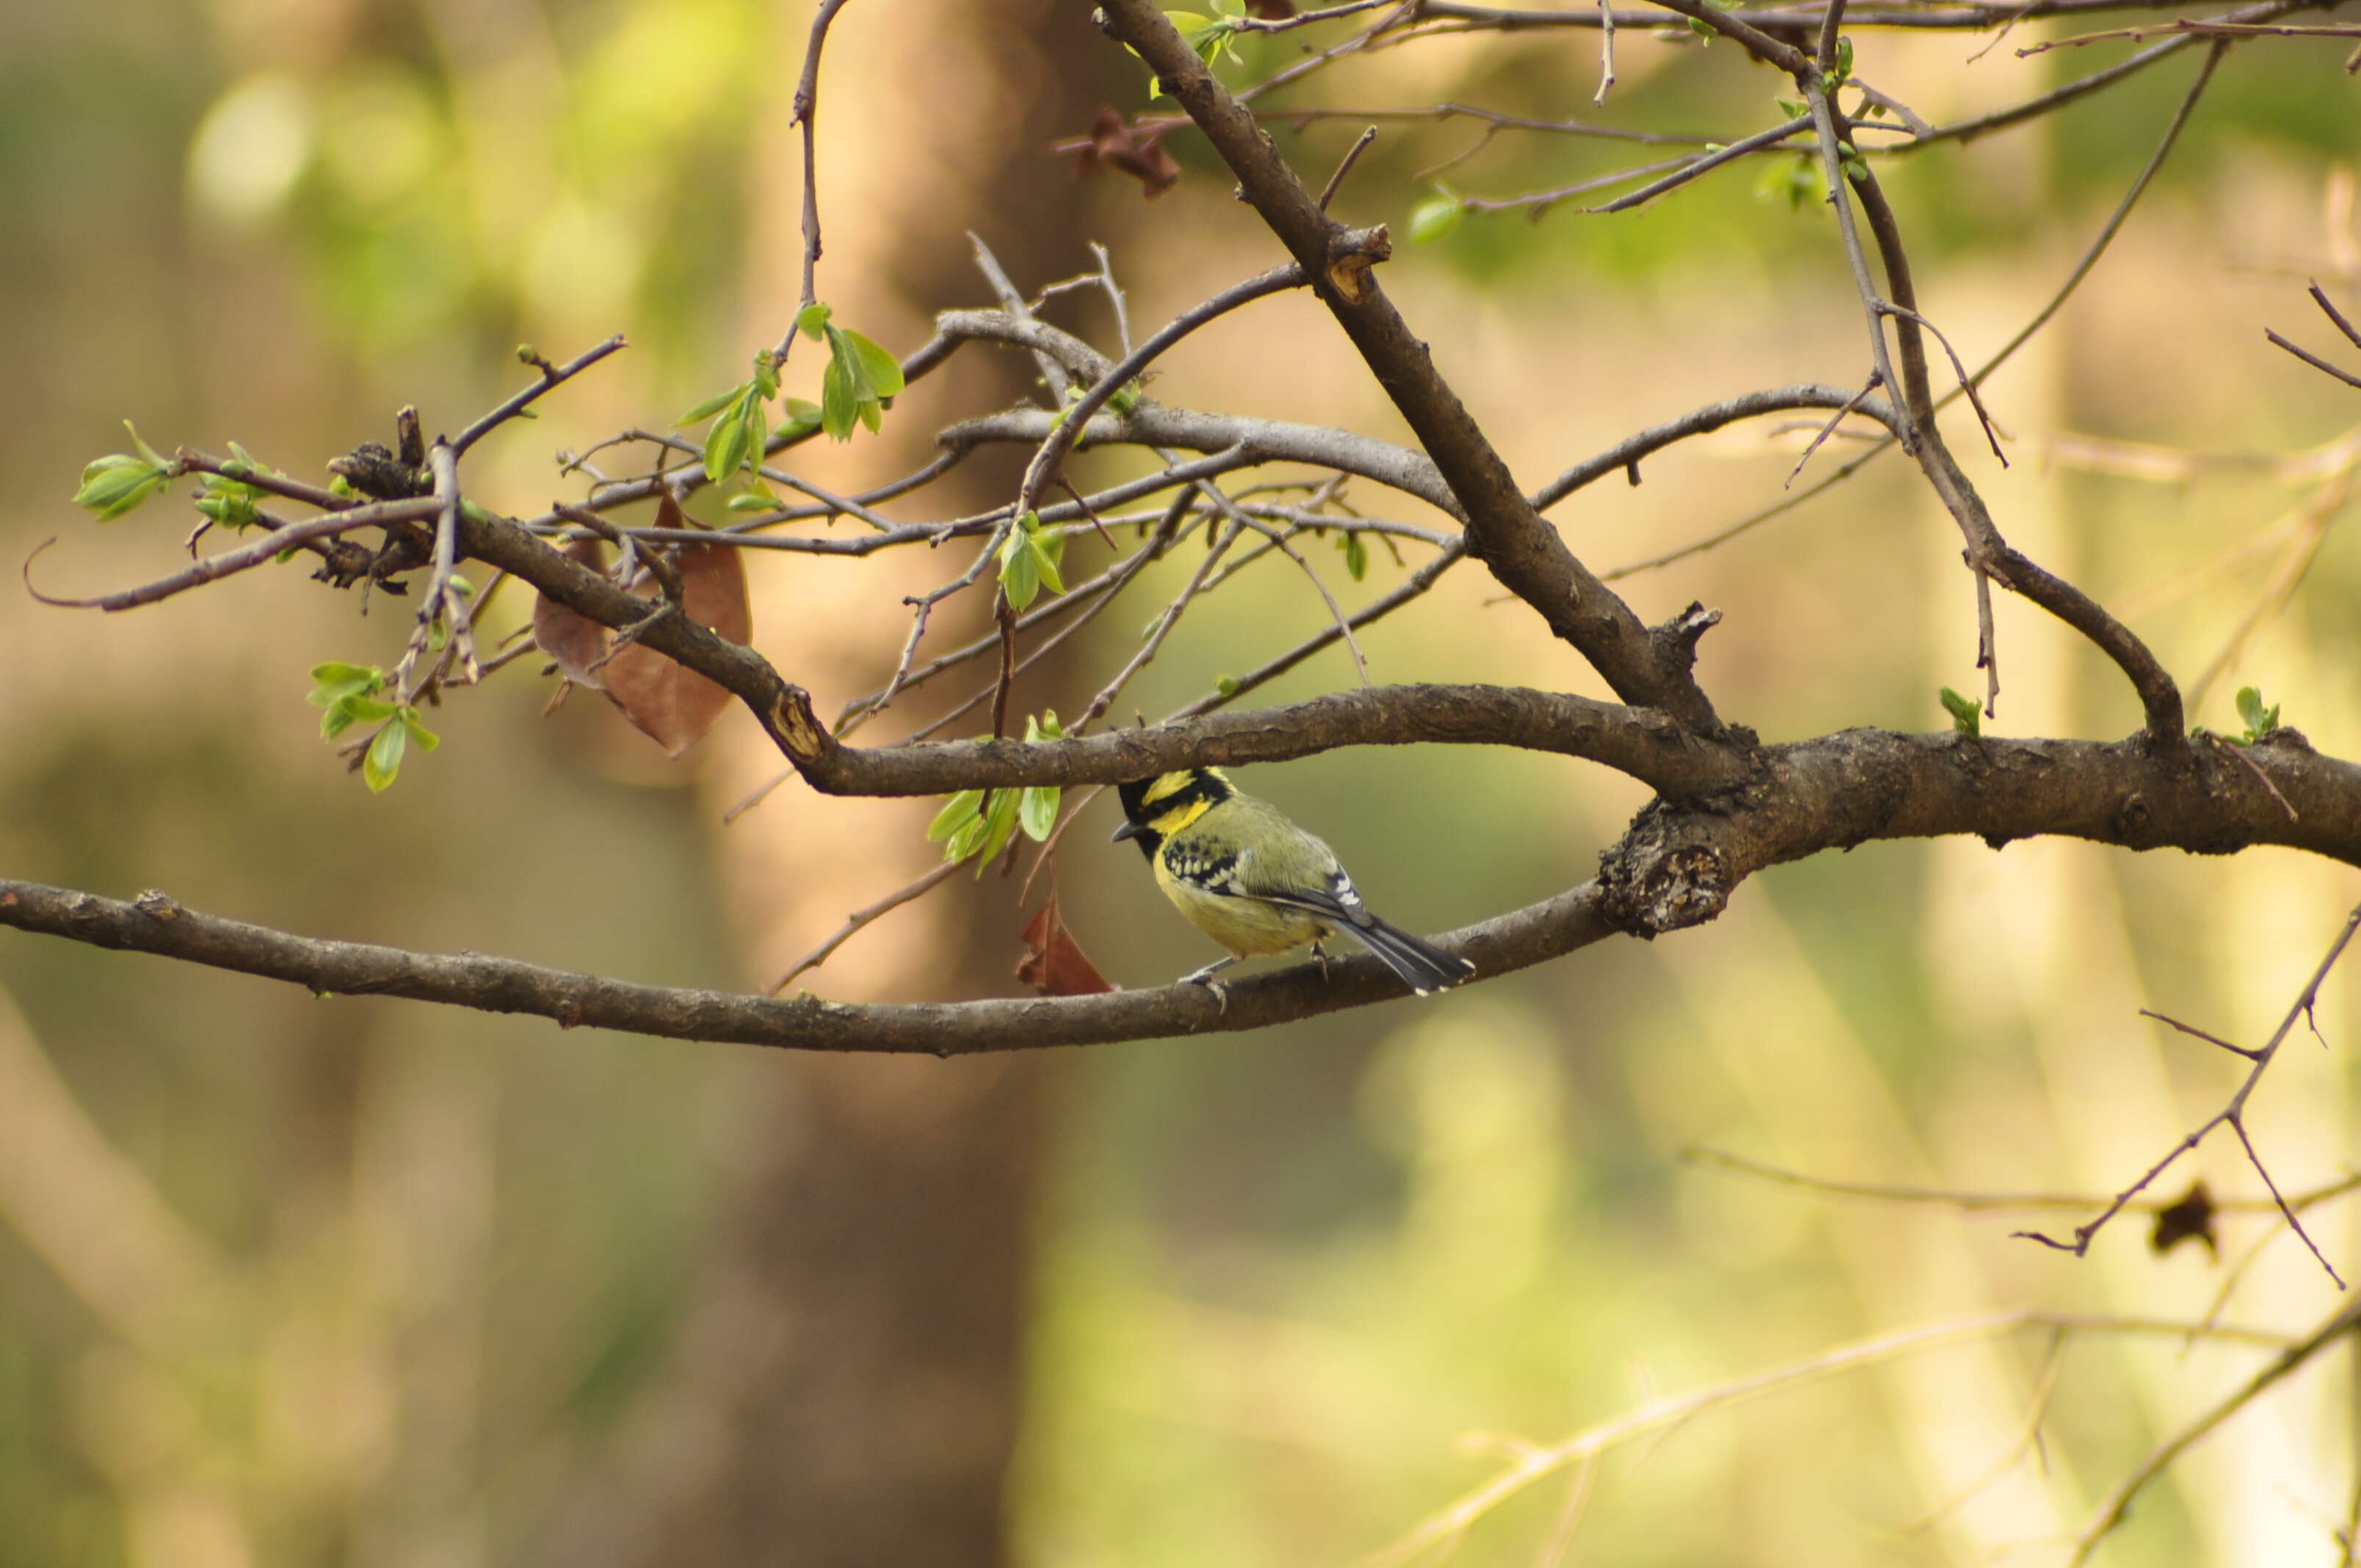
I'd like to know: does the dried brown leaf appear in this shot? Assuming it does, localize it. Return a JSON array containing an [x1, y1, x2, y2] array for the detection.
[[532, 536, 611, 687], [1072, 106, 1181, 200], [1016, 895, 1117, 996], [602, 494, 753, 758], [2150, 1179, 2219, 1260]]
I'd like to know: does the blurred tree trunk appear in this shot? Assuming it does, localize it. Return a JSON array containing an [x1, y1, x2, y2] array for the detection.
[[537, 4, 1117, 1564]]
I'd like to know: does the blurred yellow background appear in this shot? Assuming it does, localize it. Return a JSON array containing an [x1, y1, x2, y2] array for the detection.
[[1, 2, 2357, 1564]]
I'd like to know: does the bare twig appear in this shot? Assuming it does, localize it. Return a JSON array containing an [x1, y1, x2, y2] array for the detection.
[[1592, 0, 1615, 104], [2017, 900, 2361, 1288], [767, 860, 964, 993], [2067, 1295, 2361, 1566], [1316, 126, 1379, 212], [450, 335, 628, 457], [1371, 1309, 2303, 1568], [1684, 1144, 2361, 1214], [2022, 15, 2361, 55], [1015, 262, 1308, 517], [23, 500, 445, 611], [773, 0, 857, 361]]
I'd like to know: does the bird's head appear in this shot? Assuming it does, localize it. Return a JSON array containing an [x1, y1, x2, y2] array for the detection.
[[1111, 767, 1232, 856]]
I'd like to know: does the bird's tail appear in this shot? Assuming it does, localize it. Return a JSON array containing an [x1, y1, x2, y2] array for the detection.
[[1352, 916, 1476, 997]]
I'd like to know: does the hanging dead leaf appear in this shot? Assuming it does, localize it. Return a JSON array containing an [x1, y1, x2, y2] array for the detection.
[[532, 535, 612, 687], [1070, 106, 1180, 200], [1016, 894, 1117, 995], [2150, 1179, 2219, 1260], [601, 493, 752, 758]]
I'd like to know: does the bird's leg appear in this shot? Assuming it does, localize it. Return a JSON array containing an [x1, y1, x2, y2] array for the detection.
[[1311, 941, 1330, 984], [1179, 955, 1238, 987]]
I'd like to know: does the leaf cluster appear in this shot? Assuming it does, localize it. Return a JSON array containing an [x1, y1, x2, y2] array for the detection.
[[926, 712, 1065, 875], [998, 511, 1067, 611], [70, 423, 173, 522], [306, 662, 441, 792], [676, 303, 905, 487]]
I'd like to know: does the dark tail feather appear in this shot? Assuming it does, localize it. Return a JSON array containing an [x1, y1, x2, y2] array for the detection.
[[1353, 916, 1476, 996]]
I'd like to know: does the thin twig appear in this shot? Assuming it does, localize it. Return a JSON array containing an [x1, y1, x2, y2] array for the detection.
[[1015, 262, 1308, 516], [1592, 0, 1615, 104], [449, 335, 628, 457], [773, 0, 857, 362], [1371, 1310, 2303, 1568], [2017, 900, 2361, 1286], [767, 859, 964, 993], [1683, 1144, 2361, 1214], [23, 500, 445, 611], [1786, 374, 1885, 487], [1316, 126, 1379, 212], [2067, 1295, 2361, 1566]]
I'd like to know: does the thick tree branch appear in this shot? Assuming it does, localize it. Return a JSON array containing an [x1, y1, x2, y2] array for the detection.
[[7, 727, 2359, 1051], [1094, 0, 1722, 730]]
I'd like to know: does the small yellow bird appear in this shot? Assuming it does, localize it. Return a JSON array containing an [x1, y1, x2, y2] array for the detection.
[[1113, 767, 1475, 995]]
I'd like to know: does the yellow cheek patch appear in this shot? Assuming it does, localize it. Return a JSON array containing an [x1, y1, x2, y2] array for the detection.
[[1153, 796, 1214, 835]]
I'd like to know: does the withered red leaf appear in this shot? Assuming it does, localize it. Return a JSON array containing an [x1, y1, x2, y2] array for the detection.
[[532, 535, 612, 687], [1071, 106, 1180, 200], [1016, 895, 1117, 996], [601, 493, 755, 758]]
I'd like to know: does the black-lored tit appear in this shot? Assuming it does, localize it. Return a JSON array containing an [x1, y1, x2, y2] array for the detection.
[[1113, 767, 1475, 995]]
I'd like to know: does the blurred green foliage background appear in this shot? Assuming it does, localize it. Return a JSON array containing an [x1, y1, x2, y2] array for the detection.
[[3, 2, 2360, 1564]]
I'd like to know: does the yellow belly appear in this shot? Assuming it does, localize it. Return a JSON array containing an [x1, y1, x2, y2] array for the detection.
[[1155, 863, 1332, 958]]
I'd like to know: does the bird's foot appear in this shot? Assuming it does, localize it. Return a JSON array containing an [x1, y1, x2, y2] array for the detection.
[[1311, 942, 1331, 984], [1180, 958, 1236, 1014]]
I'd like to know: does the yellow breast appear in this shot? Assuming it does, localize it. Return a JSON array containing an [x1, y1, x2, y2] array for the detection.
[[1152, 855, 1332, 958]]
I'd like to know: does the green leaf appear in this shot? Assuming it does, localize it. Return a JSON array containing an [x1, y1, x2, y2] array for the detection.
[[973, 786, 1022, 874], [725, 493, 776, 512], [400, 706, 441, 752], [796, 301, 833, 341], [1832, 35, 1854, 79], [73, 454, 170, 521], [780, 398, 824, 441], [122, 421, 167, 469], [1028, 530, 1065, 598], [1775, 96, 1807, 119], [308, 661, 384, 706], [820, 351, 859, 442], [703, 393, 752, 480], [1408, 195, 1464, 245], [363, 719, 407, 793], [677, 382, 748, 427], [1341, 531, 1368, 581], [320, 694, 397, 740], [2235, 686, 2280, 741], [1938, 686, 1981, 738], [743, 399, 769, 473], [1215, 675, 1240, 699], [1019, 785, 1060, 842], [836, 328, 905, 398], [929, 789, 986, 843], [1001, 536, 1041, 610], [1025, 708, 1065, 742]]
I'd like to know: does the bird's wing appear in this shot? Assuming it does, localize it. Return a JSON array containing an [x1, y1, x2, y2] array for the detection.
[[1232, 839, 1375, 929]]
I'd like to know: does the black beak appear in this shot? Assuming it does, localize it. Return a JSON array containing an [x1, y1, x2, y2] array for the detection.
[[1111, 819, 1142, 843]]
